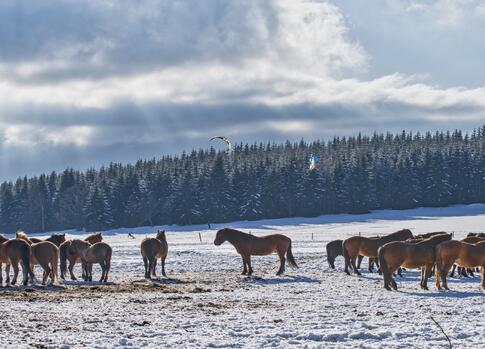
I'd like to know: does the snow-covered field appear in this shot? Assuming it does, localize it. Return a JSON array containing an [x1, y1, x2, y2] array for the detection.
[[1, 204, 485, 348]]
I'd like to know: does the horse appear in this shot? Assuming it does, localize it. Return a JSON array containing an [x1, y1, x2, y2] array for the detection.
[[59, 232, 103, 280], [140, 230, 168, 279], [0, 235, 35, 286], [435, 240, 485, 290], [343, 229, 413, 275], [61, 239, 112, 282], [214, 228, 298, 276], [16, 232, 59, 285], [326, 239, 372, 271], [378, 233, 452, 290], [449, 236, 485, 277], [29, 233, 66, 247]]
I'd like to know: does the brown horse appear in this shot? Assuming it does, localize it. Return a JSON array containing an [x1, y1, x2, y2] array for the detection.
[[343, 229, 413, 275], [449, 236, 485, 277], [59, 232, 103, 280], [214, 228, 298, 276], [62, 239, 112, 282], [378, 233, 452, 290], [30, 233, 66, 247], [326, 239, 372, 271], [140, 230, 168, 279], [435, 240, 485, 290], [0, 235, 35, 286], [16, 232, 59, 285]]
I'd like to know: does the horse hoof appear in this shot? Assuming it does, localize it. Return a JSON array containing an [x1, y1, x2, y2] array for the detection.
[[162, 273, 167, 277]]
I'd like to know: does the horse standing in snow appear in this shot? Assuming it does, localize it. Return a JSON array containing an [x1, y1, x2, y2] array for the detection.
[[342, 229, 413, 275], [213, 228, 298, 276], [378, 233, 451, 290], [140, 230, 168, 279], [59, 232, 103, 280], [435, 240, 485, 290], [0, 234, 35, 286], [326, 239, 368, 271]]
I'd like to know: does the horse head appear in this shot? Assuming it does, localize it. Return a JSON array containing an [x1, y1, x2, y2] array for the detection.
[[214, 228, 229, 246], [156, 230, 166, 241]]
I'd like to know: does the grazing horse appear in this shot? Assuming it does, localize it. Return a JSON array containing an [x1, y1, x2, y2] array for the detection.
[[59, 233, 103, 280], [141, 230, 168, 279], [214, 228, 298, 276], [435, 240, 485, 290], [378, 233, 452, 290], [16, 232, 59, 285], [30, 233, 66, 247], [0, 235, 34, 286], [326, 239, 369, 271], [62, 240, 112, 282], [343, 229, 413, 275]]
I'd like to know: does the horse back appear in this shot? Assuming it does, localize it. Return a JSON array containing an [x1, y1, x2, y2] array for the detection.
[[141, 238, 167, 259]]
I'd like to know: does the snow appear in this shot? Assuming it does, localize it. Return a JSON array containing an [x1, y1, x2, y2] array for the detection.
[[1, 204, 485, 348]]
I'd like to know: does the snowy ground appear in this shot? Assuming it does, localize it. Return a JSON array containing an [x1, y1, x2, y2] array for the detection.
[[1, 204, 485, 348]]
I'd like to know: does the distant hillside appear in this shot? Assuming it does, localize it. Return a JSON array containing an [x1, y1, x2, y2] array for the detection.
[[1, 126, 485, 233]]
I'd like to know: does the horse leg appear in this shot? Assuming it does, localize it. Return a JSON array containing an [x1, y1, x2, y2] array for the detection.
[[41, 264, 51, 285], [104, 259, 110, 283], [152, 259, 157, 277], [161, 258, 166, 277], [276, 250, 286, 276], [421, 265, 432, 290], [350, 256, 361, 275], [69, 259, 77, 281], [245, 255, 253, 276], [143, 257, 149, 278], [241, 256, 248, 275], [89, 263, 93, 282], [148, 259, 155, 279], [467, 268, 475, 277], [481, 266, 485, 289], [449, 264, 456, 277], [5, 264, 10, 285], [0, 263, 2, 286], [11, 262, 19, 285], [368, 257, 373, 273], [99, 262, 106, 283], [356, 255, 363, 269]]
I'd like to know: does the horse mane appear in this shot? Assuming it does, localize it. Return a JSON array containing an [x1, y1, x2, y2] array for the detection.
[[382, 229, 412, 242], [16, 231, 31, 242], [416, 233, 451, 246], [221, 228, 255, 241]]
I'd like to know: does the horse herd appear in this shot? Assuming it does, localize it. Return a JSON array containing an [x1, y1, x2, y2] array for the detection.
[[0, 228, 484, 292], [327, 229, 485, 291]]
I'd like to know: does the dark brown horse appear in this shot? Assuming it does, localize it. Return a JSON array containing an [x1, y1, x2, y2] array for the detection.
[[435, 240, 485, 290], [140, 230, 168, 278], [343, 229, 413, 275], [214, 228, 297, 276], [0, 235, 35, 286], [378, 233, 452, 290], [59, 232, 103, 280], [30, 233, 66, 247]]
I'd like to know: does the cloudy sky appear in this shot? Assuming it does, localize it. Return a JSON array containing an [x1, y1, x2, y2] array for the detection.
[[1, 0, 485, 180]]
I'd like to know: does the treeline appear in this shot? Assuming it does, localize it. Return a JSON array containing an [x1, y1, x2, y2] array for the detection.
[[1, 127, 485, 233]]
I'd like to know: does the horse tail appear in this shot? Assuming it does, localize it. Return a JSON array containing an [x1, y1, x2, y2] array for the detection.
[[20, 243, 35, 282], [286, 241, 298, 268], [59, 243, 68, 279], [434, 245, 442, 286], [378, 247, 390, 287], [52, 246, 59, 283], [105, 246, 112, 266]]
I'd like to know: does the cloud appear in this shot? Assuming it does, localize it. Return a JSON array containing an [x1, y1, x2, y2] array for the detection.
[[1, 0, 485, 180]]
